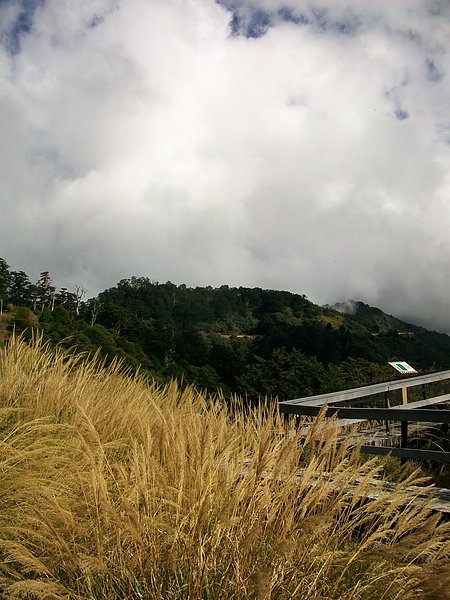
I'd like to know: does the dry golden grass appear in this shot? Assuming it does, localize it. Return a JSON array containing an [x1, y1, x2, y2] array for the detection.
[[0, 336, 449, 599]]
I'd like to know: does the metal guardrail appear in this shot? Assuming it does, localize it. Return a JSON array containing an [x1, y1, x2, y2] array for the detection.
[[281, 370, 450, 407], [280, 404, 450, 423], [279, 371, 450, 463], [358, 445, 450, 463]]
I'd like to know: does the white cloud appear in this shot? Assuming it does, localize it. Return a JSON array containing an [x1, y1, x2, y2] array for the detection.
[[1, 0, 450, 331]]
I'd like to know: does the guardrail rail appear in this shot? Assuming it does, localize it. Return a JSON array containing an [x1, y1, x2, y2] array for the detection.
[[279, 370, 450, 463]]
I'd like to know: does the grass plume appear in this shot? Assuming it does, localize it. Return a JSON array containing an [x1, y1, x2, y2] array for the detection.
[[0, 336, 449, 599]]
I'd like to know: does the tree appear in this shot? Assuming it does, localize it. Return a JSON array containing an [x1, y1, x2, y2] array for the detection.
[[86, 298, 101, 327], [36, 272, 56, 312], [238, 348, 328, 401], [13, 306, 39, 338], [325, 359, 392, 392], [0, 258, 11, 312], [74, 285, 87, 316], [55, 288, 77, 312], [97, 302, 134, 335], [8, 271, 31, 306]]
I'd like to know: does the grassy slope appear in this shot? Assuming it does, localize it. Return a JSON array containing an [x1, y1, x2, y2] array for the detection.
[[0, 337, 449, 599]]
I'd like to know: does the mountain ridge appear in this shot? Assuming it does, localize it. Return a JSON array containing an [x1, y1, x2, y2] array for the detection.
[[327, 299, 426, 335], [2, 256, 450, 401]]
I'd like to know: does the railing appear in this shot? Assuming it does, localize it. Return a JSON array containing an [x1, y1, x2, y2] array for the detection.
[[281, 369, 450, 407], [279, 371, 450, 463]]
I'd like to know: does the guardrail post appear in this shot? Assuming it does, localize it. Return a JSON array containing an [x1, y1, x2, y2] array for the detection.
[[384, 391, 390, 434], [401, 386, 408, 405], [282, 411, 289, 436], [422, 384, 427, 400], [400, 420, 408, 465]]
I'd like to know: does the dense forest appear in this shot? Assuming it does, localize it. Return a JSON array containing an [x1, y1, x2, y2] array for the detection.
[[2, 256, 450, 401]]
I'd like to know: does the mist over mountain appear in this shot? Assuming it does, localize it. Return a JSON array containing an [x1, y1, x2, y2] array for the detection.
[[329, 300, 426, 334]]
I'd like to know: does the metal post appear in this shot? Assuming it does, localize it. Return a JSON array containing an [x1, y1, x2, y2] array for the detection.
[[422, 384, 427, 400], [384, 391, 390, 434], [282, 411, 289, 430], [400, 420, 408, 465]]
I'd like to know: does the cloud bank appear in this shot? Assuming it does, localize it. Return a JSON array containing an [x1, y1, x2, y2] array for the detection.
[[1, 0, 450, 331]]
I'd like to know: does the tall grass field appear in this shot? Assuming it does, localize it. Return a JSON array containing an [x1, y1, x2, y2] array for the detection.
[[0, 337, 449, 599]]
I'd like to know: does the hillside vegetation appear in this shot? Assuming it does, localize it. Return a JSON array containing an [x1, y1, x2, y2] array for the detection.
[[0, 337, 449, 599], [3, 257, 450, 402]]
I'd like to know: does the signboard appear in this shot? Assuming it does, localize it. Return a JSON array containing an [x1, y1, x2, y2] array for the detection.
[[388, 361, 418, 375]]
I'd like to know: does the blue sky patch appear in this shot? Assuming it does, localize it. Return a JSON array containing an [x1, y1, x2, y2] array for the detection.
[[229, 6, 272, 38], [395, 109, 409, 120], [217, 1, 360, 39], [277, 7, 308, 26], [425, 58, 443, 82], [0, 0, 43, 55]]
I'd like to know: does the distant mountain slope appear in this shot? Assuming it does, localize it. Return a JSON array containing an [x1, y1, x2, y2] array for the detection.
[[94, 280, 450, 376], [2, 254, 450, 401], [329, 300, 425, 334]]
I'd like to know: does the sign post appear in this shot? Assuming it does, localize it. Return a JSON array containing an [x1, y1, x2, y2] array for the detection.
[[388, 362, 418, 405], [388, 361, 418, 462]]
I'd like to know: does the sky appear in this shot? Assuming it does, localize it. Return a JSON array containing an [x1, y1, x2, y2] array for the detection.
[[1, 0, 450, 332]]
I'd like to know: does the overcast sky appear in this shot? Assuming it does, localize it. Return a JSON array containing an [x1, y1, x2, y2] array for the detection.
[[1, 0, 450, 331]]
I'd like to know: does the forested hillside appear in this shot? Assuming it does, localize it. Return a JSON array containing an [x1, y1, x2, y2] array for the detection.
[[2, 256, 450, 401]]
